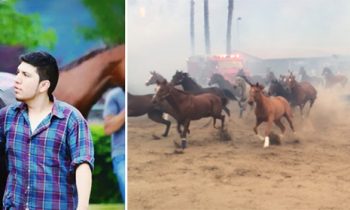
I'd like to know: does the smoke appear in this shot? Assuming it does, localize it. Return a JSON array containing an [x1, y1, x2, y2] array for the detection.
[[128, 0, 350, 94]]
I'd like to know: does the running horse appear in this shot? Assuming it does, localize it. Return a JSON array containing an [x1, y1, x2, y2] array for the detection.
[[285, 72, 317, 117], [152, 80, 225, 150], [170, 70, 233, 117], [322, 67, 348, 88], [244, 77, 295, 148]]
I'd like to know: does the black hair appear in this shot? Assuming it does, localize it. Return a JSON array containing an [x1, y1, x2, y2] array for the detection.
[[20, 51, 59, 101]]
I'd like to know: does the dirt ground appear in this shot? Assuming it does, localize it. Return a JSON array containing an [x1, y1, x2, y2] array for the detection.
[[128, 87, 350, 210]]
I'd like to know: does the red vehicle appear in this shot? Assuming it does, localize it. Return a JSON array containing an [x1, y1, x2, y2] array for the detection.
[[187, 54, 248, 84]]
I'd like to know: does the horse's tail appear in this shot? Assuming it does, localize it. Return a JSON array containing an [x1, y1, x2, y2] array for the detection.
[[222, 89, 237, 101], [221, 97, 230, 117]]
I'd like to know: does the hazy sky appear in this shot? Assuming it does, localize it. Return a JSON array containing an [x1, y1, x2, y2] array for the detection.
[[128, 0, 350, 93]]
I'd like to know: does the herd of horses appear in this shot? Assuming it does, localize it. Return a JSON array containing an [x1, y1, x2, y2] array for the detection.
[[129, 67, 348, 151]]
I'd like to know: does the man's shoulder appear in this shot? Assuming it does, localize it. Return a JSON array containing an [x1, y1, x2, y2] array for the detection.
[[54, 100, 85, 120]]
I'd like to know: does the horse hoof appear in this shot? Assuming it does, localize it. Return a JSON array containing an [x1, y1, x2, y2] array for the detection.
[[263, 136, 270, 148], [173, 140, 181, 148], [174, 148, 184, 154], [181, 140, 187, 149]]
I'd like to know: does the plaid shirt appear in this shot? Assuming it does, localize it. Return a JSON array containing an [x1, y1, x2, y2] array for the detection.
[[0, 100, 94, 210]]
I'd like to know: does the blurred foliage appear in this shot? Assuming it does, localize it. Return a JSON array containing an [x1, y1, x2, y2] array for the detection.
[[80, 0, 125, 45], [0, 0, 56, 49], [90, 124, 122, 203]]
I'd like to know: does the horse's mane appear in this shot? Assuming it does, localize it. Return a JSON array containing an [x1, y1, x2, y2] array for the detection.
[[182, 73, 202, 88], [59, 47, 110, 71], [151, 71, 166, 81], [212, 73, 225, 80]]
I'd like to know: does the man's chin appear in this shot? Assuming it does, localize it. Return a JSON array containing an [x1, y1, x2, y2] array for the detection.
[[15, 96, 24, 102]]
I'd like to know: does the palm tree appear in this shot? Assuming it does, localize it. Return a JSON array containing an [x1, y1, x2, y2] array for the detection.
[[226, 0, 234, 56], [204, 0, 211, 55], [190, 0, 195, 55]]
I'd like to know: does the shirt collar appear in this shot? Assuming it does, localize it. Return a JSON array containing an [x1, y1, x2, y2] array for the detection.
[[14, 97, 65, 119]]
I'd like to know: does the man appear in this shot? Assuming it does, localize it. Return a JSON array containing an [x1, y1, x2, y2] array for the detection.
[[0, 51, 94, 209], [103, 87, 125, 203]]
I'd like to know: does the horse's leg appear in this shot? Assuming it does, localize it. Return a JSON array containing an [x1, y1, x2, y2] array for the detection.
[[254, 118, 264, 141], [307, 99, 315, 117], [223, 106, 230, 117], [213, 117, 217, 128], [148, 110, 171, 137], [274, 119, 286, 139], [221, 114, 225, 130], [238, 101, 244, 118], [181, 120, 191, 149], [263, 117, 274, 148], [284, 113, 295, 132], [299, 104, 305, 118]]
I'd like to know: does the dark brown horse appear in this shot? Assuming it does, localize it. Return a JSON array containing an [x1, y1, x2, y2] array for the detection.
[[322, 67, 348, 88], [170, 70, 232, 117], [128, 92, 181, 137], [285, 73, 317, 117], [152, 80, 225, 150], [54, 45, 125, 117], [247, 82, 295, 148]]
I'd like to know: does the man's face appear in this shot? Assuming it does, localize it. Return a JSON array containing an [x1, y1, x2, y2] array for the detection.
[[14, 62, 41, 102]]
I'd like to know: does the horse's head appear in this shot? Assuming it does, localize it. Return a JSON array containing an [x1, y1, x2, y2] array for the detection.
[[248, 82, 264, 105], [104, 61, 125, 88], [285, 74, 297, 92], [170, 70, 187, 85], [145, 71, 166, 86], [152, 80, 171, 104]]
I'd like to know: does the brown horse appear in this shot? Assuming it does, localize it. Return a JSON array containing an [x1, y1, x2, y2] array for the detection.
[[285, 73, 317, 117], [322, 67, 348, 88], [170, 70, 232, 117], [128, 92, 180, 137], [152, 80, 225, 150], [54, 45, 125, 117], [247, 82, 295, 148]]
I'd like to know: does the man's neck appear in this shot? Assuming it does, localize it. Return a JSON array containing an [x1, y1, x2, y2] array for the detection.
[[25, 96, 54, 133]]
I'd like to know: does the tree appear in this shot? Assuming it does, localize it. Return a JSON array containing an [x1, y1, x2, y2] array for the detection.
[[79, 0, 125, 45], [0, 0, 56, 49]]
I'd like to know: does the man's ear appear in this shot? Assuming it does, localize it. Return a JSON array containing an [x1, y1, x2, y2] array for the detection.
[[39, 80, 51, 93]]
